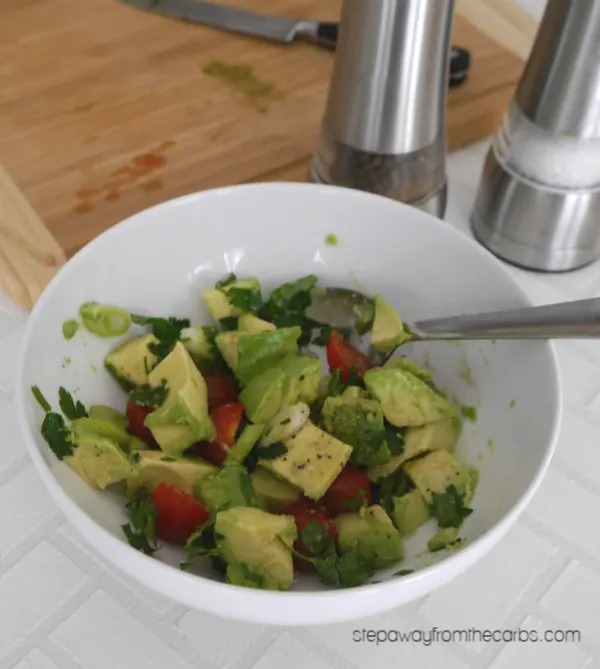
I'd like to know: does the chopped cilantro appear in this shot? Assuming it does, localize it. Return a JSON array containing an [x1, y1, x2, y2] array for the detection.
[[226, 563, 267, 589], [215, 273, 237, 290], [226, 287, 263, 313], [31, 385, 52, 413], [181, 521, 220, 570], [393, 569, 414, 577], [312, 325, 352, 346], [130, 379, 168, 408], [375, 469, 412, 514], [218, 316, 238, 331], [131, 314, 190, 362], [121, 491, 158, 555], [245, 441, 288, 472], [342, 488, 368, 512], [41, 412, 74, 459], [431, 484, 473, 528], [385, 424, 405, 456], [58, 386, 88, 420]]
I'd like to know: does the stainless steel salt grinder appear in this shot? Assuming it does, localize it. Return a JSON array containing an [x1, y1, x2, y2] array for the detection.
[[309, 0, 454, 218], [471, 0, 600, 272]]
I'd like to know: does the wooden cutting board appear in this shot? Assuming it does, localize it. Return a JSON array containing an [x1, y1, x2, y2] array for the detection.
[[0, 0, 538, 308]]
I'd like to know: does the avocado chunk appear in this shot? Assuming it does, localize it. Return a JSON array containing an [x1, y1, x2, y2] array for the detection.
[[251, 467, 301, 512], [239, 367, 285, 423], [428, 527, 460, 552], [194, 465, 263, 514], [71, 417, 131, 448], [383, 356, 432, 383], [322, 393, 390, 467], [126, 451, 216, 496], [215, 506, 297, 590], [336, 505, 404, 569], [144, 342, 215, 456], [238, 313, 276, 333], [180, 326, 216, 362], [88, 405, 127, 428], [236, 327, 302, 385], [364, 367, 455, 427], [260, 402, 310, 445], [104, 334, 159, 390], [204, 277, 262, 321], [225, 423, 265, 465], [370, 296, 411, 355], [276, 354, 323, 405], [260, 422, 352, 500], [215, 331, 240, 370], [391, 489, 431, 536], [403, 450, 472, 504], [66, 433, 136, 489], [367, 416, 462, 481]]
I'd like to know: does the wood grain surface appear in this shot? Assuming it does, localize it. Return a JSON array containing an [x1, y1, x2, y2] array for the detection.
[[0, 0, 536, 307]]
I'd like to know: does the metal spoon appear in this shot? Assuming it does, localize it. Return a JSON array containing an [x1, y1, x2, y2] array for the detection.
[[307, 287, 600, 365]]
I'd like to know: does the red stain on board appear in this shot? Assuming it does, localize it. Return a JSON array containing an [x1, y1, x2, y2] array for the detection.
[[73, 139, 176, 214]]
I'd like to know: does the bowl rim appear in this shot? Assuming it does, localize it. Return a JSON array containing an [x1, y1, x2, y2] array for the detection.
[[15, 182, 563, 624]]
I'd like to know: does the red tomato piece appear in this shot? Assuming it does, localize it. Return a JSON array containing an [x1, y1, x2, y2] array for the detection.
[[326, 331, 371, 382], [126, 399, 157, 446], [204, 373, 238, 409], [195, 402, 245, 465], [322, 465, 373, 515], [150, 483, 210, 544], [282, 499, 337, 572]]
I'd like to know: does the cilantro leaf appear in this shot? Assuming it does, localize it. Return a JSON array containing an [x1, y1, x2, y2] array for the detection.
[[375, 469, 412, 514], [336, 551, 376, 587], [41, 412, 74, 459], [393, 569, 414, 577], [218, 316, 238, 331], [300, 520, 333, 556], [385, 424, 405, 456], [31, 385, 52, 413], [431, 484, 473, 528], [130, 379, 168, 408], [131, 314, 190, 362], [342, 488, 368, 512], [181, 521, 220, 570], [58, 386, 88, 420], [245, 441, 287, 472], [226, 563, 267, 589], [215, 273, 237, 289], [312, 325, 352, 346], [121, 491, 158, 555], [226, 288, 263, 313]]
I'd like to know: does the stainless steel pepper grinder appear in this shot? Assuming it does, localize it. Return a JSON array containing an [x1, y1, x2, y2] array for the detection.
[[471, 0, 600, 272], [309, 0, 454, 219]]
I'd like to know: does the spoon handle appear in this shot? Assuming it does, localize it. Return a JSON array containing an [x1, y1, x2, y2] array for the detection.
[[412, 297, 600, 340]]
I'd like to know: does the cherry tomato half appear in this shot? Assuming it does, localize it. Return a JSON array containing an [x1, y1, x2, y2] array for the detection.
[[150, 483, 210, 544], [204, 373, 238, 409], [323, 465, 373, 515], [282, 499, 337, 572], [326, 331, 371, 383], [195, 402, 245, 465], [126, 399, 157, 446]]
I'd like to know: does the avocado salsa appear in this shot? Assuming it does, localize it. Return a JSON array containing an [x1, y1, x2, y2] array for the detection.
[[34, 274, 477, 591]]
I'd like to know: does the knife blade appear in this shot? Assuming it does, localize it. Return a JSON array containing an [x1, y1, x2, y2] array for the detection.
[[120, 0, 338, 48]]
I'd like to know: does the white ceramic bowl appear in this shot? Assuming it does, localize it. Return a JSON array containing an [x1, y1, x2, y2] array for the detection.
[[16, 183, 561, 626]]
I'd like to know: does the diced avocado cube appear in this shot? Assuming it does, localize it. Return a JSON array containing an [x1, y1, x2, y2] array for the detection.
[[204, 277, 262, 321], [276, 354, 323, 405], [71, 417, 131, 448], [260, 422, 352, 500], [367, 416, 462, 481], [364, 367, 456, 427], [66, 434, 136, 489], [104, 334, 159, 390], [403, 450, 472, 504], [383, 356, 432, 383], [370, 295, 411, 355], [336, 505, 404, 569], [195, 465, 263, 514], [180, 326, 216, 362], [251, 467, 301, 513], [144, 342, 215, 456], [225, 423, 265, 465], [236, 327, 302, 385], [239, 367, 285, 423], [428, 526, 460, 552], [238, 313, 276, 333], [322, 394, 390, 467], [126, 451, 216, 496], [260, 402, 310, 446], [391, 489, 431, 536], [88, 405, 127, 428], [215, 331, 240, 370], [215, 506, 297, 590]]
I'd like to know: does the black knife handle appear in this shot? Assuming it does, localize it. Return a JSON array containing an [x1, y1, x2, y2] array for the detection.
[[316, 21, 338, 49]]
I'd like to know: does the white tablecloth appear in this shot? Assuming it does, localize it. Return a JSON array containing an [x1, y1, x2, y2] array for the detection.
[[4, 2, 600, 667]]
